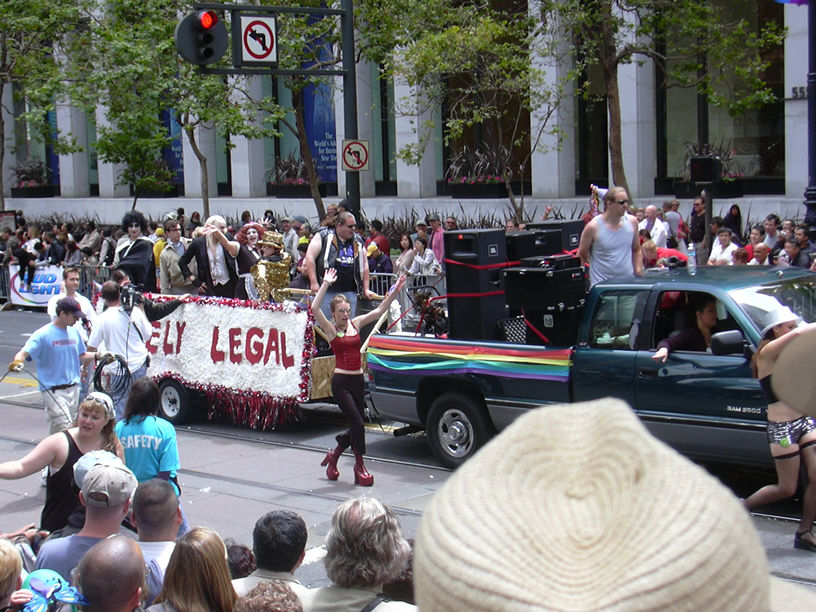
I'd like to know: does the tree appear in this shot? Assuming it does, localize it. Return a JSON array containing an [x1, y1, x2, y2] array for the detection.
[[541, 0, 785, 196], [0, 0, 88, 210]]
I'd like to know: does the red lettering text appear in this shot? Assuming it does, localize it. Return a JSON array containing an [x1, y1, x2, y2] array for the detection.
[[263, 329, 279, 365], [146, 321, 161, 355], [245, 327, 264, 365], [210, 327, 225, 363], [162, 321, 175, 355], [175, 321, 186, 354], [280, 331, 294, 369], [228, 328, 243, 364]]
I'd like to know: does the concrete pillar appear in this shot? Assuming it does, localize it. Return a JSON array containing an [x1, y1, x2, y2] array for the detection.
[[95, 106, 129, 198], [393, 74, 437, 198], [334, 60, 377, 198], [785, 5, 807, 198], [182, 122, 217, 198], [56, 102, 90, 197], [1, 85, 14, 198], [530, 3, 575, 199], [230, 76, 266, 198]]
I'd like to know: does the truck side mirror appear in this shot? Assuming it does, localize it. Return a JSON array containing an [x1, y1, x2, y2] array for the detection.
[[710, 330, 744, 356]]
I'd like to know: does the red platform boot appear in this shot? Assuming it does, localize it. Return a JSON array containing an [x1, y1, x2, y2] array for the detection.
[[321, 446, 343, 481], [353, 452, 374, 486]]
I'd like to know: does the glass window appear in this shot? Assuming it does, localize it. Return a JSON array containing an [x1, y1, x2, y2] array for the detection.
[[588, 290, 648, 350]]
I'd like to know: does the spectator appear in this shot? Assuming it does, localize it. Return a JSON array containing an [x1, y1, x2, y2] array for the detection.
[[407, 237, 440, 276], [749, 243, 771, 265], [323, 203, 339, 227], [186, 211, 202, 237], [688, 196, 707, 265], [43, 231, 66, 266], [281, 217, 298, 266], [638, 205, 667, 248], [794, 223, 815, 261], [745, 224, 765, 261], [1, 226, 19, 265], [426, 215, 445, 270], [87, 281, 152, 420], [445, 216, 458, 231], [763, 214, 785, 262], [310, 497, 414, 611], [707, 228, 738, 266], [411, 220, 427, 244], [114, 211, 157, 292], [148, 527, 238, 612], [233, 510, 313, 603], [505, 218, 520, 231], [366, 220, 390, 255], [722, 204, 743, 241], [662, 199, 684, 250], [80, 247, 98, 266], [235, 222, 265, 299], [640, 240, 687, 270], [783, 236, 810, 268], [289, 242, 310, 290], [147, 221, 160, 244], [234, 582, 302, 612], [76, 536, 145, 612], [367, 243, 393, 275], [0, 539, 22, 609], [732, 247, 751, 265], [99, 227, 117, 267], [226, 540, 256, 580], [236, 210, 252, 232], [35, 462, 137, 579], [412, 398, 811, 610], [781, 218, 795, 241], [132, 479, 183, 605], [77, 221, 101, 253], [394, 234, 415, 276]]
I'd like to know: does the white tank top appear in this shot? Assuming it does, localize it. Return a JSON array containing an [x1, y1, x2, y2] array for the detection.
[[589, 213, 635, 287]]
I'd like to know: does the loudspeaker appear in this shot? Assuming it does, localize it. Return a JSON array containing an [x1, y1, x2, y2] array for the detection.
[[503, 266, 587, 310], [444, 229, 508, 340], [526, 220, 585, 252], [509, 306, 584, 346], [505, 230, 562, 261]]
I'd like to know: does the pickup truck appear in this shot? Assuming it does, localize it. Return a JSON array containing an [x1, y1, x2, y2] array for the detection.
[[367, 266, 816, 468]]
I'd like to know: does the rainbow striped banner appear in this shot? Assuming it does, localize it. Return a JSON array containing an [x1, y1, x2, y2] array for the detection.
[[367, 336, 572, 382]]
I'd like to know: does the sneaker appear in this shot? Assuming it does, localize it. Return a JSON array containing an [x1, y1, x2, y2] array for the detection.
[[794, 530, 816, 552]]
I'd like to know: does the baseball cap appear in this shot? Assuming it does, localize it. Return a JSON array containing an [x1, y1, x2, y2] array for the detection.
[[56, 297, 87, 320], [366, 243, 379, 257], [81, 463, 137, 509], [415, 220, 427, 228], [427, 214, 440, 222], [73, 450, 123, 489]]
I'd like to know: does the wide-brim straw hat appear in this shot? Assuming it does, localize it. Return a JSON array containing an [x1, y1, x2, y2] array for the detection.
[[414, 398, 816, 611], [773, 324, 816, 417]]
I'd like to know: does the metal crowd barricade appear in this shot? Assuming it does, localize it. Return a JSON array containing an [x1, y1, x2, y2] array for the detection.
[[0, 266, 10, 302], [367, 272, 447, 334], [74, 264, 113, 299]]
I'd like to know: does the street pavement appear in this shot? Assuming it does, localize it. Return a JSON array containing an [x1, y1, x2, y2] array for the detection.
[[0, 307, 815, 592]]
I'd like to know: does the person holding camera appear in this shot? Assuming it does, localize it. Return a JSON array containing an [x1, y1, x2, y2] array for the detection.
[[87, 281, 152, 421]]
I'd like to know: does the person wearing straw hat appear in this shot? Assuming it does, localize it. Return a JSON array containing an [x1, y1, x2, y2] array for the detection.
[[311, 268, 406, 486], [413, 397, 816, 610], [742, 307, 816, 551]]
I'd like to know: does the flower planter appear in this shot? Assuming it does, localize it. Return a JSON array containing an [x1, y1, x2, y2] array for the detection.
[[267, 183, 327, 198], [673, 180, 743, 199], [10, 185, 59, 198], [446, 182, 508, 199]]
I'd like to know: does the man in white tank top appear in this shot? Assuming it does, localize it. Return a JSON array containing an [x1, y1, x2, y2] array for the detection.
[[577, 186, 642, 287]]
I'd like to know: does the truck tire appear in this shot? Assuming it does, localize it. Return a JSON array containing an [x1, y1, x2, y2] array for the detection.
[[158, 379, 192, 424], [427, 392, 494, 468]]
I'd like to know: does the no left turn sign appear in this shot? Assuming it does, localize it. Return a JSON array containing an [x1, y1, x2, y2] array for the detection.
[[240, 16, 277, 65], [342, 140, 369, 172]]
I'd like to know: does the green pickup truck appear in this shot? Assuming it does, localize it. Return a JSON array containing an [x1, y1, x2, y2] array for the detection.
[[367, 266, 816, 468]]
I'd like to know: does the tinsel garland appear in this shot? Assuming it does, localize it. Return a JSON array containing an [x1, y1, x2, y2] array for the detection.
[[146, 293, 317, 430]]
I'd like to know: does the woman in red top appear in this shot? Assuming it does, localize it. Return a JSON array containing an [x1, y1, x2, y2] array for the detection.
[[312, 267, 406, 485]]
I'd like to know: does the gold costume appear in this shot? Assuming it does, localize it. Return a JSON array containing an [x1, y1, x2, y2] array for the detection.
[[251, 230, 292, 302]]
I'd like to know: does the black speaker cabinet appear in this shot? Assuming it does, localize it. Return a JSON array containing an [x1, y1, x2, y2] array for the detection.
[[508, 306, 584, 346], [526, 220, 585, 252], [444, 229, 508, 340], [505, 229, 562, 261], [503, 266, 587, 310]]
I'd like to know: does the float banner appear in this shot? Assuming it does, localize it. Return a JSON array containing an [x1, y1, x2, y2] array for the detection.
[[8, 264, 62, 307], [146, 296, 316, 429]]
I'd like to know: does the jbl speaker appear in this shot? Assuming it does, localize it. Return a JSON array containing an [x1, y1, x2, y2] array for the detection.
[[526, 220, 585, 252], [503, 266, 587, 310], [508, 306, 584, 346], [505, 230, 562, 261], [444, 229, 508, 340]]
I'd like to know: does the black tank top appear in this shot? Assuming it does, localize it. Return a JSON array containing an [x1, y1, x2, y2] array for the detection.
[[759, 375, 779, 405], [40, 431, 83, 532]]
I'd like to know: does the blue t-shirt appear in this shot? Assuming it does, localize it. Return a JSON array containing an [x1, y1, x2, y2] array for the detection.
[[22, 323, 86, 391], [115, 415, 180, 495]]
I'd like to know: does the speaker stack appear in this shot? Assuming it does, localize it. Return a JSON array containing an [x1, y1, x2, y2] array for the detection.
[[444, 229, 508, 341], [525, 219, 585, 252]]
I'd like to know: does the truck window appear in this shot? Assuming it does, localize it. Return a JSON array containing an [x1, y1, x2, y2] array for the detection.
[[652, 291, 740, 349], [588, 291, 647, 350]]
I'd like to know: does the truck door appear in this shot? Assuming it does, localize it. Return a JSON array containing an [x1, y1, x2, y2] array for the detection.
[[572, 289, 649, 406], [633, 290, 765, 457]]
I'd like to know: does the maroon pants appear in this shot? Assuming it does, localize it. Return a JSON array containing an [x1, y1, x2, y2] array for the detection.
[[331, 373, 366, 455]]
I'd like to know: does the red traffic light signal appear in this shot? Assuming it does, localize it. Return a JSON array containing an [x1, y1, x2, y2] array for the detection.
[[175, 10, 228, 66]]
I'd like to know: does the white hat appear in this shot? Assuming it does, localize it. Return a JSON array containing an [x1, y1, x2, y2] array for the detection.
[[413, 398, 816, 611], [759, 305, 800, 337]]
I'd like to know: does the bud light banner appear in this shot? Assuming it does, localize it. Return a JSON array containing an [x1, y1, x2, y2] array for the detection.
[[8, 264, 62, 307]]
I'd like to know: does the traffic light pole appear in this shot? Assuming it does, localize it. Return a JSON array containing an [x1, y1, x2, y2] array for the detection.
[[805, 1, 816, 238], [185, 2, 361, 216]]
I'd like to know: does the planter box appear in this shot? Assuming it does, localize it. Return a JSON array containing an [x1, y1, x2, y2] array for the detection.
[[673, 180, 744, 199], [267, 183, 327, 198], [446, 182, 508, 199], [10, 185, 59, 198]]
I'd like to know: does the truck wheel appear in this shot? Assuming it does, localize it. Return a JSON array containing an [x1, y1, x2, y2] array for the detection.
[[158, 379, 191, 424], [427, 393, 494, 468]]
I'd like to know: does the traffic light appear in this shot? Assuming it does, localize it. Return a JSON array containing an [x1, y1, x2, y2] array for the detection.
[[174, 10, 228, 66], [689, 155, 722, 183]]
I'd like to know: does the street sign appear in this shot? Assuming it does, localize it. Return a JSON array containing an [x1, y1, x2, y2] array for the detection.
[[236, 15, 277, 66], [341, 139, 369, 172]]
